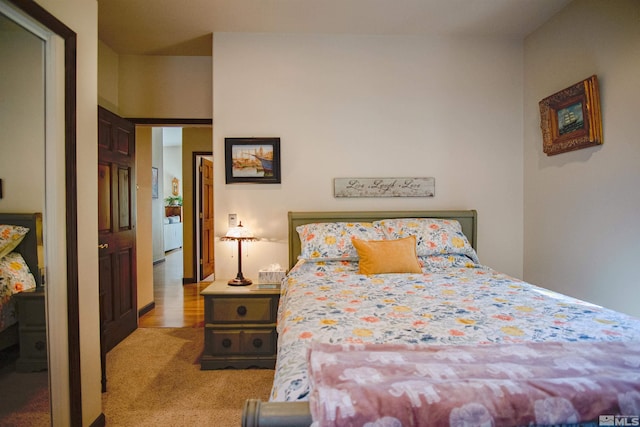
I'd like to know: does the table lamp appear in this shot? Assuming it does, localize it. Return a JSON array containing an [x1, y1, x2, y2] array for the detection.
[[220, 221, 257, 286]]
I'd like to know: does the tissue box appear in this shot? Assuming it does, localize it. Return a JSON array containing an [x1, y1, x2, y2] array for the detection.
[[258, 269, 286, 284]]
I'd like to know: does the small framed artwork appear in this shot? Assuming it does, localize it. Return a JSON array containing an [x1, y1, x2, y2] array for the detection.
[[225, 137, 281, 184], [151, 167, 159, 199], [539, 75, 602, 156], [171, 177, 179, 195]]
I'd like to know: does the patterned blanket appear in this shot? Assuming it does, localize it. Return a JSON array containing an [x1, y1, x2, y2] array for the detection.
[[307, 340, 640, 427]]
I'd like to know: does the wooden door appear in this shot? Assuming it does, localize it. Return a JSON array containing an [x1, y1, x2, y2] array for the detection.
[[200, 157, 214, 280], [98, 106, 137, 390]]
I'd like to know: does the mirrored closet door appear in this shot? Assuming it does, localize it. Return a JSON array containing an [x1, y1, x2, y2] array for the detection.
[[0, 0, 80, 423], [0, 7, 50, 424]]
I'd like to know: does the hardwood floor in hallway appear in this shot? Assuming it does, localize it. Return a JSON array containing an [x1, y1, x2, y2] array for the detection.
[[138, 249, 208, 328]]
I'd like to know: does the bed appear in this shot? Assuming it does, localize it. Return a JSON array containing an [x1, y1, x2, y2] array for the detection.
[[0, 213, 42, 352], [242, 210, 640, 427]]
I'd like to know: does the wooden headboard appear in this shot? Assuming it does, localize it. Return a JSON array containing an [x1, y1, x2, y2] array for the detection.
[[288, 210, 477, 269], [0, 213, 43, 287]]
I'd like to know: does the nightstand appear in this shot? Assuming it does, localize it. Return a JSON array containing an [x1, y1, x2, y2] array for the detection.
[[14, 287, 47, 372], [200, 280, 280, 370]]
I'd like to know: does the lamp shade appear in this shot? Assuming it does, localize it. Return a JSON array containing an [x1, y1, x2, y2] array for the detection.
[[221, 221, 257, 241]]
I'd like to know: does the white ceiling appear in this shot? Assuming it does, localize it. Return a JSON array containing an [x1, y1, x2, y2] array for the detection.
[[98, 0, 571, 56]]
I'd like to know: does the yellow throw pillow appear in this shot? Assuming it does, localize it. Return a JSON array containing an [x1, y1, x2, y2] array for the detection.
[[352, 236, 422, 275]]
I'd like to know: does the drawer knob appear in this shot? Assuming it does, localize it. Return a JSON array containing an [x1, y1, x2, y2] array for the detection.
[[222, 338, 232, 348], [236, 305, 247, 316], [35, 341, 46, 351], [253, 338, 263, 348]]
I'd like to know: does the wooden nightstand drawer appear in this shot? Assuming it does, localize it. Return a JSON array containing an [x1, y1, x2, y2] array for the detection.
[[208, 297, 275, 323], [207, 328, 276, 356]]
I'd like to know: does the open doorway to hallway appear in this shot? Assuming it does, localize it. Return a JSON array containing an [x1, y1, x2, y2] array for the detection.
[[147, 126, 214, 284], [154, 127, 184, 265], [139, 125, 213, 327]]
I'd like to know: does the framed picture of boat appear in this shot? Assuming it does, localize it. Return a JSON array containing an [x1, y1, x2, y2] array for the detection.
[[539, 75, 602, 156], [225, 137, 281, 184]]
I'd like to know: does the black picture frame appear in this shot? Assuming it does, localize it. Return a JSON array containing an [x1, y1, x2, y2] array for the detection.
[[225, 137, 281, 184]]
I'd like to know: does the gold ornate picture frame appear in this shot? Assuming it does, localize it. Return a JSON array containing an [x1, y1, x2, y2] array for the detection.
[[539, 75, 602, 156]]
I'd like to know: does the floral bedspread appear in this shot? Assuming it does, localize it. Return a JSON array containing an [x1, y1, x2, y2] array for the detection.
[[307, 340, 640, 427], [270, 257, 640, 402], [0, 252, 37, 331]]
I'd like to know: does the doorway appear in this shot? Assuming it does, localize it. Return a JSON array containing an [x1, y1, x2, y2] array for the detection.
[[138, 125, 213, 326]]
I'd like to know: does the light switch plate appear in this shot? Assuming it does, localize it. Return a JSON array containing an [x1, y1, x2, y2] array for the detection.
[[228, 213, 237, 227]]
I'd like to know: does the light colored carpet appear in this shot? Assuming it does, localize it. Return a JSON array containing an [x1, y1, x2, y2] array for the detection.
[[102, 327, 274, 427]]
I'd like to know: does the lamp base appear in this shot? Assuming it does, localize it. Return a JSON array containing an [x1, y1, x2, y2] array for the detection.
[[228, 277, 253, 286]]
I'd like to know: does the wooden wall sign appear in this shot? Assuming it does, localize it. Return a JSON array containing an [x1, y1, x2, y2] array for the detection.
[[334, 177, 435, 198]]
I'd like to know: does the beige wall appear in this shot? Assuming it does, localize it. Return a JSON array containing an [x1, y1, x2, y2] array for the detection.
[[118, 55, 212, 118], [98, 40, 119, 113], [213, 33, 525, 282], [98, 45, 212, 119], [136, 127, 154, 312], [524, 0, 640, 317], [181, 127, 213, 281]]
